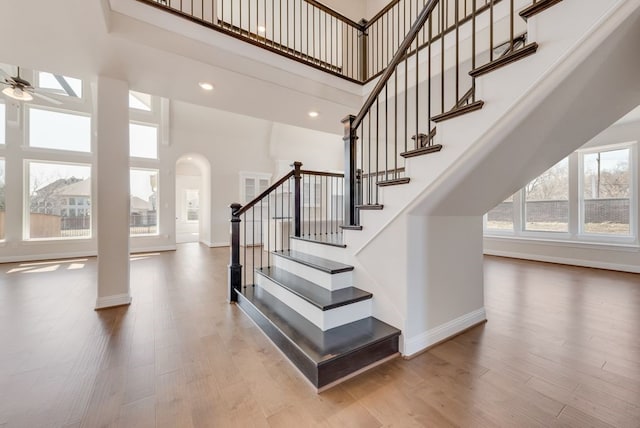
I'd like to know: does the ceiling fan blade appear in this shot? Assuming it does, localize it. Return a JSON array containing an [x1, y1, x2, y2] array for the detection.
[[31, 90, 63, 105], [0, 68, 11, 80]]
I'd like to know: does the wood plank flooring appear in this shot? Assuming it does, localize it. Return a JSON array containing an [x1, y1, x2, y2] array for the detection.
[[0, 245, 639, 427]]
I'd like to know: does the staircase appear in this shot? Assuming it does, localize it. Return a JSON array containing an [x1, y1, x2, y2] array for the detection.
[[224, 0, 640, 390]]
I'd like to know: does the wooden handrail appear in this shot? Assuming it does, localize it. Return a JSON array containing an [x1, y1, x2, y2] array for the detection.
[[353, 0, 440, 130], [300, 170, 345, 178], [304, 0, 363, 29]]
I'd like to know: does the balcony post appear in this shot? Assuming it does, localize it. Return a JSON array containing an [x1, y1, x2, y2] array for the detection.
[[358, 19, 369, 82], [228, 203, 242, 303], [342, 115, 358, 227], [293, 161, 302, 237]]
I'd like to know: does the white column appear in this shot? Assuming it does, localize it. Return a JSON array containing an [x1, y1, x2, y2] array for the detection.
[[94, 76, 131, 310]]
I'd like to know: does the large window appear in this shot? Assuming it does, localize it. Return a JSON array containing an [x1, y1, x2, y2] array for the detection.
[[29, 108, 91, 152], [524, 158, 569, 232], [27, 161, 91, 239], [37, 72, 83, 99], [130, 123, 158, 159], [486, 193, 515, 232], [129, 91, 152, 111], [581, 147, 631, 236], [0, 159, 5, 240], [485, 142, 637, 243], [130, 169, 159, 236]]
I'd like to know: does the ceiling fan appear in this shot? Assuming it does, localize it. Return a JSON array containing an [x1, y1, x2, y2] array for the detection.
[[0, 67, 62, 105]]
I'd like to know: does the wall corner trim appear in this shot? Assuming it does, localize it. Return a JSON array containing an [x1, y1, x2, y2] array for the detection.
[[95, 293, 132, 310], [403, 308, 487, 357]]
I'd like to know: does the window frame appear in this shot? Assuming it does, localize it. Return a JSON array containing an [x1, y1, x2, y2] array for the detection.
[[25, 105, 92, 154], [129, 167, 160, 237], [484, 142, 639, 246], [129, 121, 159, 160], [577, 142, 635, 240], [24, 159, 92, 241]]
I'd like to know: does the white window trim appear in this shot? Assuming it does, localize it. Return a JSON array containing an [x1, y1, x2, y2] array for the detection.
[[24, 105, 92, 154], [130, 167, 160, 238], [129, 121, 160, 160]]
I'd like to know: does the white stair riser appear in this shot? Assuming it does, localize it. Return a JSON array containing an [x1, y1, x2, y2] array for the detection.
[[256, 275, 371, 331], [273, 254, 352, 290], [289, 239, 350, 263]]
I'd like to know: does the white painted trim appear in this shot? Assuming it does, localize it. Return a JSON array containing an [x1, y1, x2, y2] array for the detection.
[[130, 245, 177, 253], [202, 241, 229, 248], [484, 249, 640, 274], [403, 308, 487, 357], [483, 236, 639, 251], [95, 293, 132, 310], [0, 251, 98, 264]]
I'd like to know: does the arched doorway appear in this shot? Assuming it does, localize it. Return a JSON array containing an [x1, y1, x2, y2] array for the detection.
[[175, 154, 211, 244]]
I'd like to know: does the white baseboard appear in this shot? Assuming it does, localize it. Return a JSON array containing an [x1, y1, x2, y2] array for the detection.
[[484, 249, 640, 274], [403, 308, 487, 357], [95, 293, 132, 310], [0, 250, 98, 264], [204, 241, 229, 248], [130, 245, 177, 253]]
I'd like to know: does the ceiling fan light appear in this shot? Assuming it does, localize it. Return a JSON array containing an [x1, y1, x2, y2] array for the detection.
[[3, 86, 33, 101]]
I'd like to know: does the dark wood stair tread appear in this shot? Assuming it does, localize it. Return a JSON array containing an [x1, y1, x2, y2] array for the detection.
[[401, 144, 443, 158], [237, 287, 400, 388], [340, 225, 363, 231], [273, 250, 354, 274], [520, 0, 563, 20], [432, 100, 484, 123], [469, 43, 539, 78], [256, 267, 372, 310], [378, 177, 410, 187], [356, 204, 384, 210], [290, 234, 346, 248]]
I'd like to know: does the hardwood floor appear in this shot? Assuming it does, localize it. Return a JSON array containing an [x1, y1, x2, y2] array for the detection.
[[0, 245, 639, 427]]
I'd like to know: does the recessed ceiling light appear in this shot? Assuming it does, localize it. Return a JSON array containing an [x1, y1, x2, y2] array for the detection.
[[258, 26, 266, 34], [199, 82, 214, 91], [308, 111, 319, 118]]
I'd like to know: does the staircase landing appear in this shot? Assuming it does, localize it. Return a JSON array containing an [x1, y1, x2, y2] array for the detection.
[[237, 286, 400, 391]]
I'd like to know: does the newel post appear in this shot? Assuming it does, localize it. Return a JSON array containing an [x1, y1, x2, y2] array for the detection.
[[342, 115, 358, 227], [358, 19, 369, 82], [228, 203, 242, 303], [293, 161, 302, 238]]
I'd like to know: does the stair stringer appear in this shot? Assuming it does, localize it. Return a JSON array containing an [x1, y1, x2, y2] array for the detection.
[[342, 0, 640, 356]]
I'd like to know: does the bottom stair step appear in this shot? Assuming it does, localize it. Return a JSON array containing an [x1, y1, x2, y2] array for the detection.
[[237, 286, 400, 390]]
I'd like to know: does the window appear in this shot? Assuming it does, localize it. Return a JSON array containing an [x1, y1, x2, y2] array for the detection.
[[185, 189, 199, 221], [486, 193, 515, 232], [0, 102, 5, 145], [130, 169, 159, 236], [581, 147, 631, 235], [129, 91, 152, 111], [524, 158, 569, 232], [241, 173, 270, 203], [0, 159, 4, 240], [27, 161, 91, 239], [29, 108, 91, 152], [37, 72, 83, 98], [130, 123, 158, 159]]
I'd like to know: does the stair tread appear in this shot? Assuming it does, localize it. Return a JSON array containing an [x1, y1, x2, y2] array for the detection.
[[401, 144, 443, 158], [239, 286, 400, 365], [378, 177, 410, 187], [273, 250, 354, 274], [256, 267, 372, 310], [291, 234, 346, 248]]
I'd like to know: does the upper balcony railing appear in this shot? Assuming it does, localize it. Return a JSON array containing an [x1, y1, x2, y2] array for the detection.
[[136, 0, 494, 83]]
